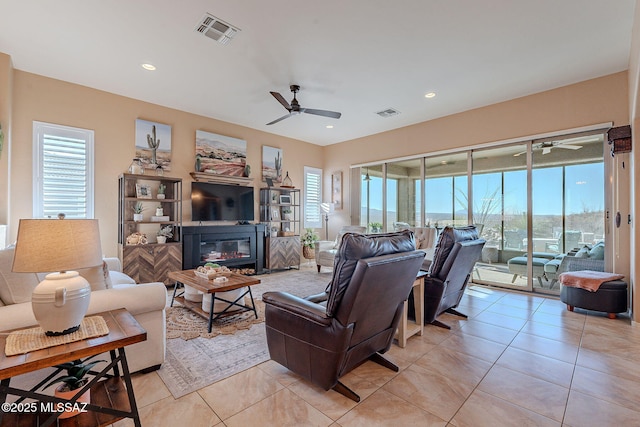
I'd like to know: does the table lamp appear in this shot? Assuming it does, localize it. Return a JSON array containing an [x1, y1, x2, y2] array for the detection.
[[12, 218, 102, 336]]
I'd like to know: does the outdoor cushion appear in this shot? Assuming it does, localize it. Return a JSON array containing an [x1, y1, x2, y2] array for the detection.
[[588, 242, 605, 260]]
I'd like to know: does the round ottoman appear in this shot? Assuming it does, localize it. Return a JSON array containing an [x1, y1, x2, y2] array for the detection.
[[560, 279, 627, 319]]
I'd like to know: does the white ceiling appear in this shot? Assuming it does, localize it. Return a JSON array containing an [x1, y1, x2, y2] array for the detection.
[[0, 1, 635, 146]]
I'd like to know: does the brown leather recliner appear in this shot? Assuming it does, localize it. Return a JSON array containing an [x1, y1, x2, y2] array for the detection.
[[262, 230, 425, 402], [416, 226, 485, 329]]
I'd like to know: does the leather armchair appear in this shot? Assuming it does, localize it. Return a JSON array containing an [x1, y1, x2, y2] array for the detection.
[[263, 230, 425, 401], [415, 226, 485, 329], [314, 225, 366, 272]]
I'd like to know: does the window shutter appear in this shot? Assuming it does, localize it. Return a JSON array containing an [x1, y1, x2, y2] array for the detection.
[[33, 122, 94, 219], [304, 167, 322, 228]]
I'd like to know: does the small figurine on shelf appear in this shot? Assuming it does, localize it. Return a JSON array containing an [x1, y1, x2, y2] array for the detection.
[[156, 205, 164, 216], [157, 184, 166, 199], [132, 202, 144, 222], [156, 225, 173, 244]]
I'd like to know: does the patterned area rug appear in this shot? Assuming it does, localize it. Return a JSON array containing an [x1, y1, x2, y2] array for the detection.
[[157, 267, 331, 398], [166, 299, 265, 340]]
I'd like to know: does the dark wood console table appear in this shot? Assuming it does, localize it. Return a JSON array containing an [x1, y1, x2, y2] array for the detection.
[[0, 309, 145, 427]]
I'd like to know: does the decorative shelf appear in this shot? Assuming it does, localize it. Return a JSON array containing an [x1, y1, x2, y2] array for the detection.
[[190, 172, 253, 186]]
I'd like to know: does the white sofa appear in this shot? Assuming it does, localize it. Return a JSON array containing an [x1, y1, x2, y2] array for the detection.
[[0, 247, 166, 373]]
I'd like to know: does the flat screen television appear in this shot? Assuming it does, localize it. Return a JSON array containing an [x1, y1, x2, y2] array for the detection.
[[191, 182, 254, 222]]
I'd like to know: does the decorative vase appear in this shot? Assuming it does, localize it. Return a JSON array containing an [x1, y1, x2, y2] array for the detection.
[[156, 207, 163, 216], [54, 385, 90, 419], [133, 213, 143, 222], [157, 193, 165, 200], [302, 246, 315, 260], [128, 158, 144, 175], [156, 236, 167, 244]]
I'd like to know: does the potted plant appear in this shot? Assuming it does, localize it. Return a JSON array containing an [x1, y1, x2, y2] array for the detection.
[[132, 202, 144, 222], [369, 222, 383, 233], [301, 228, 319, 259], [156, 225, 173, 244], [282, 207, 292, 220], [43, 359, 105, 419], [157, 183, 166, 199]]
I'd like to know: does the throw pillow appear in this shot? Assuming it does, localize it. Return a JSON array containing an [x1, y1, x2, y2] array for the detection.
[[0, 247, 40, 305], [588, 242, 605, 260], [76, 261, 113, 291], [574, 246, 590, 258]]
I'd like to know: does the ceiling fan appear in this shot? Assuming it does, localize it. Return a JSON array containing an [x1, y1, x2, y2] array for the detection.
[[266, 84, 341, 125], [514, 140, 582, 156]]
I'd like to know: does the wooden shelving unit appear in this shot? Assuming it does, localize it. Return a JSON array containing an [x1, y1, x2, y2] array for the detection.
[[259, 188, 300, 270], [118, 174, 183, 285]]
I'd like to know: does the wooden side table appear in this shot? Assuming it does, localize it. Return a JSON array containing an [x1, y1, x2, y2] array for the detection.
[[395, 271, 426, 348], [0, 308, 146, 427]]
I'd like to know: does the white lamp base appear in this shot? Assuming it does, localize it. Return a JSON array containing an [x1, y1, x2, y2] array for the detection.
[[31, 271, 91, 336]]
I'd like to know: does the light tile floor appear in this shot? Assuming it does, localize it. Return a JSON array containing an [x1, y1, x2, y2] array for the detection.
[[114, 281, 640, 427]]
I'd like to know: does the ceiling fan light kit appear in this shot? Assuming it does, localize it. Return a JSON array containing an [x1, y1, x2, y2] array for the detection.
[[267, 85, 342, 125]]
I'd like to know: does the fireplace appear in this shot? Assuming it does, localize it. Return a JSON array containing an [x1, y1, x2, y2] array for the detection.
[[181, 224, 265, 274]]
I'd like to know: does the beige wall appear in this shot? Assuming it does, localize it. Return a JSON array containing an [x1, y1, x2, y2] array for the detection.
[[7, 70, 323, 256], [0, 53, 12, 244]]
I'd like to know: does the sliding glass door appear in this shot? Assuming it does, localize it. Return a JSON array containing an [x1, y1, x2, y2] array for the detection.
[[472, 144, 530, 290], [531, 133, 605, 293], [357, 131, 605, 295]]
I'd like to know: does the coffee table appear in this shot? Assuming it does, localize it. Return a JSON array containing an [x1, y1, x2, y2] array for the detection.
[[169, 270, 261, 333]]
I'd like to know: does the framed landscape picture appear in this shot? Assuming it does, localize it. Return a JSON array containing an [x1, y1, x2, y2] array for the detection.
[[262, 145, 283, 183], [195, 131, 247, 176], [135, 119, 172, 171]]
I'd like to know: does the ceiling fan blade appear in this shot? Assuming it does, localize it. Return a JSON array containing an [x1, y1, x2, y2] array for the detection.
[[270, 91, 291, 110], [266, 113, 293, 125], [556, 144, 582, 150], [302, 108, 342, 119], [542, 147, 552, 155]]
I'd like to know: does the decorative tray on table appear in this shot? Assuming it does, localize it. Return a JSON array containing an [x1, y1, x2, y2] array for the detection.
[[195, 264, 232, 280]]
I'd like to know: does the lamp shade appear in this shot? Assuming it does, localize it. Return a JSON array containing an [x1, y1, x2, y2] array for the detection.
[[321, 202, 335, 215], [12, 219, 102, 273]]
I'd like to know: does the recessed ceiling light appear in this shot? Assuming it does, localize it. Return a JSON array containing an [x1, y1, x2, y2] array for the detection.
[[141, 63, 156, 71], [326, 125, 334, 129], [425, 92, 436, 98]]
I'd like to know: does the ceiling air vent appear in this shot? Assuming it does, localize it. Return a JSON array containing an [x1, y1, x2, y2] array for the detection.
[[195, 13, 240, 45], [376, 108, 401, 118]]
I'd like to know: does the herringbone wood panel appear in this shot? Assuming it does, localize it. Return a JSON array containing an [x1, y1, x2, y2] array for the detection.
[[266, 236, 300, 269], [122, 243, 181, 285]]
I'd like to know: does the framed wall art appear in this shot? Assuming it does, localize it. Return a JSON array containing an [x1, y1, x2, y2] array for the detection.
[[135, 119, 172, 171], [195, 130, 248, 176], [332, 171, 343, 210], [262, 145, 283, 183], [135, 183, 152, 199]]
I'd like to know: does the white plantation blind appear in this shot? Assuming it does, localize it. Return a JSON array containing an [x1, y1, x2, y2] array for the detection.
[[304, 166, 322, 228], [33, 122, 95, 219]]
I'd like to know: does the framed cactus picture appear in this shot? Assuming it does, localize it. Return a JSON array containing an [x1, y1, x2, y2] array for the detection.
[[262, 145, 283, 183], [135, 119, 172, 171]]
